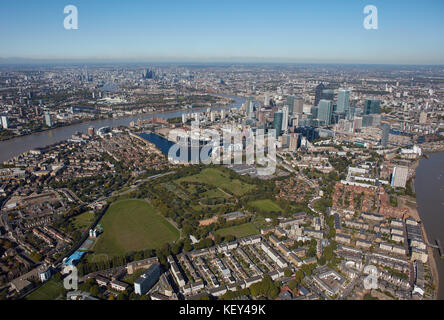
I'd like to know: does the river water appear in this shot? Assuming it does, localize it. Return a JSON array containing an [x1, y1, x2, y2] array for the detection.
[[415, 151, 444, 299], [0, 95, 245, 163]]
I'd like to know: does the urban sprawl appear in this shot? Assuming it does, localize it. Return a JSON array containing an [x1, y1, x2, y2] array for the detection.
[[0, 64, 443, 301]]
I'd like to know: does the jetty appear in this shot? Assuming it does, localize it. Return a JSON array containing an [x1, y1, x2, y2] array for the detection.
[[437, 239, 444, 258]]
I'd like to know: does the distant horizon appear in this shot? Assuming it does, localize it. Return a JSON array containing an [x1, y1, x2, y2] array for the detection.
[[1, 0, 444, 65], [0, 57, 443, 67]]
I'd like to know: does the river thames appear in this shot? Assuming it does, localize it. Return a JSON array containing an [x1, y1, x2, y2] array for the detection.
[[415, 151, 444, 299], [0, 95, 245, 163]]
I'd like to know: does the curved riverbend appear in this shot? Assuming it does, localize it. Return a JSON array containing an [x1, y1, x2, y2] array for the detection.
[[0, 95, 245, 163]]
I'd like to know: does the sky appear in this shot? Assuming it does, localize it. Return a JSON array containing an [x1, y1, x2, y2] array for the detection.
[[0, 0, 443, 64]]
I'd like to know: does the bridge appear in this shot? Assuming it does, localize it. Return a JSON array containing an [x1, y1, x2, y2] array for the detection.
[[437, 239, 444, 258], [429, 239, 444, 258]]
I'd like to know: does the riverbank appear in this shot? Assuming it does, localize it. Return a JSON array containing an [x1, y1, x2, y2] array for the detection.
[[397, 193, 439, 299], [0, 118, 90, 142], [0, 95, 245, 163], [0, 100, 236, 143], [414, 151, 444, 300]]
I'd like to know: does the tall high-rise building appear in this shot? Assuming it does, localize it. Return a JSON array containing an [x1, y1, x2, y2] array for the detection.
[[246, 97, 254, 119], [337, 89, 350, 113], [1, 115, 9, 129], [44, 112, 53, 127], [273, 111, 283, 139], [143, 68, 154, 79], [286, 96, 295, 115], [321, 89, 334, 101], [311, 106, 318, 119], [314, 83, 325, 107], [293, 96, 304, 115], [318, 100, 333, 125], [364, 99, 380, 115], [381, 124, 390, 147], [282, 106, 289, 132], [362, 114, 381, 127], [264, 93, 270, 107], [289, 133, 300, 152]]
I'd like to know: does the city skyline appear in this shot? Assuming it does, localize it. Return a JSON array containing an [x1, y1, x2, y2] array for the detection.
[[1, 0, 444, 65]]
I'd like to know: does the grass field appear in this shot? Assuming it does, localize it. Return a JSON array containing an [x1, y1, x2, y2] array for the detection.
[[71, 211, 95, 230], [175, 168, 255, 196], [201, 188, 230, 199], [250, 199, 283, 213], [91, 200, 179, 257], [214, 223, 259, 238], [26, 279, 65, 300]]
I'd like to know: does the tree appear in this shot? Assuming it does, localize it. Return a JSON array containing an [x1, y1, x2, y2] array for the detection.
[[183, 239, 193, 252], [284, 268, 293, 278], [89, 285, 100, 297], [288, 279, 298, 290]]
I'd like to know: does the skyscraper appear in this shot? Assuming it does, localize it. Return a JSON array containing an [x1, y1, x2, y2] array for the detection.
[[143, 68, 154, 79], [337, 89, 350, 113], [282, 106, 289, 132], [318, 100, 333, 125], [381, 124, 390, 147], [264, 94, 270, 107], [311, 106, 318, 119], [314, 83, 325, 107], [273, 111, 283, 140], [44, 112, 53, 127], [286, 96, 295, 115], [293, 96, 304, 115], [364, 99, 380, 115], [321, 89, 334, 101], [85, 67, 88, 82], [289, 133, 300, 152], [246, 97, 254, 119]]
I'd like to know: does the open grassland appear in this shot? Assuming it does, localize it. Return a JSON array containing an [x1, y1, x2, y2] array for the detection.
[[249, 199, 283, 213], [26, 279, 65, 300], [175, 168, 255, 196], [214, 223, 259, 238], [91, 200, 179, 257], [71, 211, 95, 230]]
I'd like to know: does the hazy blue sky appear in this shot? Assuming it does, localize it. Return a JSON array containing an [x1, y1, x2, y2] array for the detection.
[[0, 0, 443, 64]]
